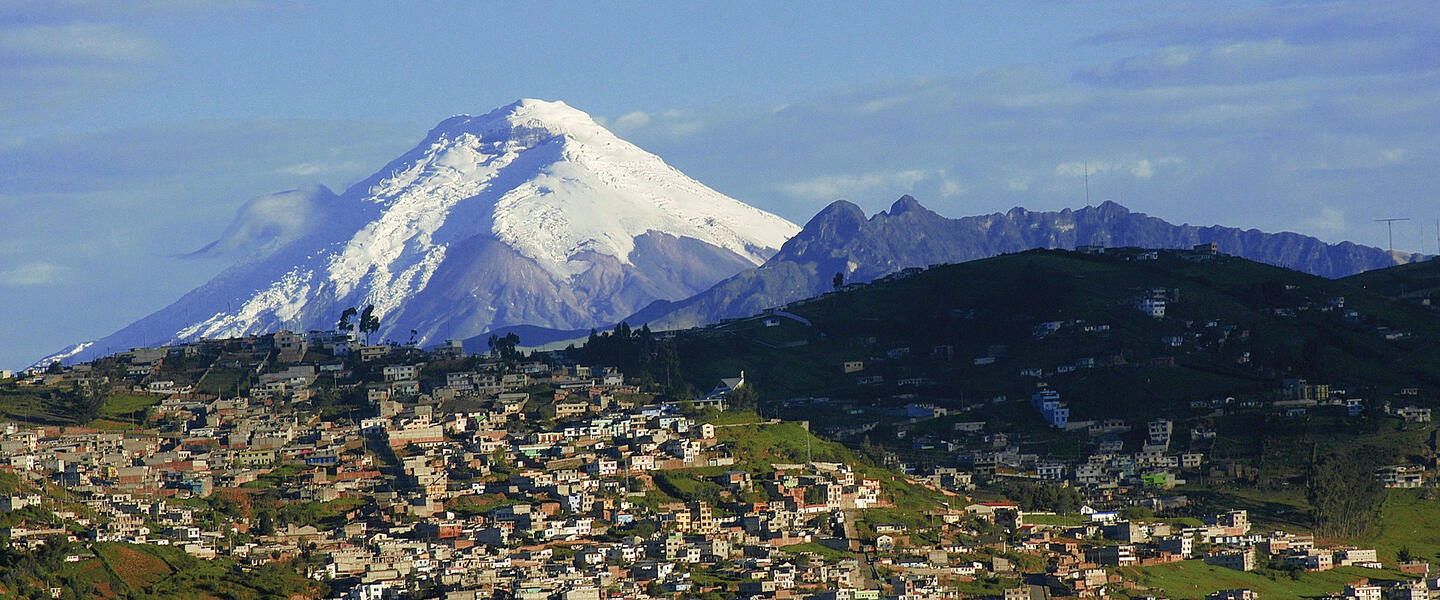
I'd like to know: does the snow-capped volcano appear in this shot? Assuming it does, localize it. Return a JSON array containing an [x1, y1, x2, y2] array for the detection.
[[39, 99, 799, 366]]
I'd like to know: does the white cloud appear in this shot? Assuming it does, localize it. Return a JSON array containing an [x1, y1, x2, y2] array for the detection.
[[778, 169, 964, 203], [606, 108, 703, 137], [0, 23, 161, 64], [1055, 157, 1180, 180], [0, 262, 63, 286], [1298, 207, 1346, 234], [280, 162, 323, 176], [279, 160, 363, 176], [0, 22, 163, 119], [611, 110, 650, 130]]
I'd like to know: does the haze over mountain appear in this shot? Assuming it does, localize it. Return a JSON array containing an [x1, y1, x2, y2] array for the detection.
[[35, 99, 799, 367], [629, 196, 1427, 332]]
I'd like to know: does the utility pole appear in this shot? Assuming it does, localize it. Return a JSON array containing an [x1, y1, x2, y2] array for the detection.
[[1375, 218, 1410, 255]]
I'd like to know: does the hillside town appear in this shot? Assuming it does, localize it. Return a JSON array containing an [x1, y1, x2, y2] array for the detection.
[[2, 315, 1439, 600]]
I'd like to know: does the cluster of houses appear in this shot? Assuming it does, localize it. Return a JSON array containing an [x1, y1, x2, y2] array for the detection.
[[0, 337, 933, 599], [3, 304, 1439, 600]]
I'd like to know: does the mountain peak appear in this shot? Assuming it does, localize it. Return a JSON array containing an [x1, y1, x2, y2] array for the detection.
[[427, 98, 608, 145], [810, 200, 867, 225], [1093, 200, 1131, 214], [37, 99, 802, 367], [888, 195, 924, 216]]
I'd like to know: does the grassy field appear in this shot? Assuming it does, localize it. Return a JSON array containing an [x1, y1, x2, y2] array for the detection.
[[781, 541, 856, 560], [95, 391, 160, 425], [1121, 561, 1412, 599], [194, 368, 250, 397], [1358, 489, 1440, 564], [714, 419, 861, 473], [61, 557, 122, 598], [96, 543, 173, 590], [1181, 485, 1315, 531], [277, 497, 366, 529], [0, 387, 75, 424], [72, 543, 323, 599]]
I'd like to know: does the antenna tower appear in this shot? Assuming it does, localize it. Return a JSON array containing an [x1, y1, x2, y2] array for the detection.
[[1084, 162, 1090, 205], [1375, 218, 1410, 255]]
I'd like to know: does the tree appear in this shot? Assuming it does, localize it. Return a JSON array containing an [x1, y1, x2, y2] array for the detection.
[[46, 361, 63, 375], [833, 272, 844, 290], [358, 304, 380, 344], [487, 332, 521, 362], [727, 381, 757, 412], [67, 383, 101, 424], [337, 307, 357, 333], [1308, 451, 1385, 537]]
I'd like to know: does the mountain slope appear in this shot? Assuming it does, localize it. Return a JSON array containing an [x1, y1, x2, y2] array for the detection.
[[38, 99, 798, 366], [634, 196, 1425, 331]]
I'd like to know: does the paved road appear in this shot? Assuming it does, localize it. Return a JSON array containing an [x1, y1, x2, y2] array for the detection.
[[842, 509, 881, 588]]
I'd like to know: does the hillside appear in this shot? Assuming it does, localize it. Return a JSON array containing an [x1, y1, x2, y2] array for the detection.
[[1343, 257, 1440, 303], [656, 248, 1440, 421]]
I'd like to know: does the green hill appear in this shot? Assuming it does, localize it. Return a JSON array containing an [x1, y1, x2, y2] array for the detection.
[[665, 248, 1440, 420], [1343, 257, 1440, 303]]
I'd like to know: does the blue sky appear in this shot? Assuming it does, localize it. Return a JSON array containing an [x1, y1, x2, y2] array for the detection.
[[2, 1, 1438, 369]]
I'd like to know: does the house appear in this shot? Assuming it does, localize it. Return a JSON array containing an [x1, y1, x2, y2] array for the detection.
[[1084, 544, 1136, 566], [382, 364, 421, 382], [1282, 548, 1333, 571], [1396, 406, 1431, 423], [358, 345, 390, 361], [1206, 591, 1256, 600], [1205, 510, 1249, 535], [1376, 465, 1425, 488], [1204, 547, 1255, 571], [1135, 297, 1166, 318]]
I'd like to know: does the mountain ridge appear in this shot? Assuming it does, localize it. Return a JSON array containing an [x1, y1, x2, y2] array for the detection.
[[627, 196, 1426, 332]]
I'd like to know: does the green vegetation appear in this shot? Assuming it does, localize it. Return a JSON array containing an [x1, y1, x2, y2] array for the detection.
[[240, 463, 302, 489], [276, 497, 365, 530], [780, 542, 855, 561], [1308, 450, 1386, 538], [1122, 561, 1411, 599], [0, 539, 322, 600], [97, 392, 158, 423], [194, 367, 250, 397], [642, 250, 1440, 435], [0, 386, 85, 424], [954, 575, 1025, 597], [96, 543, 172, 590], [1358, 489, 1440, 564]]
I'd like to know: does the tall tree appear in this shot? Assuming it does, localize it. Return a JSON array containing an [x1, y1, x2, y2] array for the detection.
[[359, 304, 380, 345], [1308, 451, 1385, 537]]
